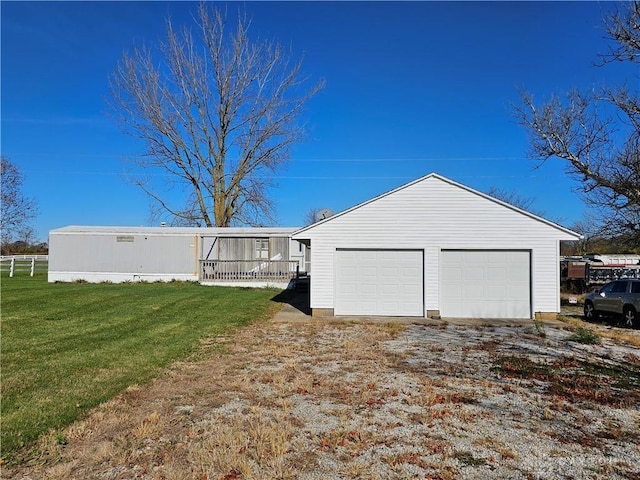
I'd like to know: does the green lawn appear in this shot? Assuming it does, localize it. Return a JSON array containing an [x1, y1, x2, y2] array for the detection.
[[0, 274, 281, 461]]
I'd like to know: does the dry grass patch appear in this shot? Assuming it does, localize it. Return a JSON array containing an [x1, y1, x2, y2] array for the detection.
[[5, 319, 639, 480], [493, 354, 640, 407], [560, 314, 640, 347], [473, 436, 519, 461], [188, 408, 295, 479]]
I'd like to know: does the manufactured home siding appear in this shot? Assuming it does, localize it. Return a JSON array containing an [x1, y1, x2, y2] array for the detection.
[[270, 237, 290, 260], [49, 226, 304, 283], [49, 232, 197, 278], [218, 238, 256, 260], [208, 237, 290, 261], [294, 175, 578, 316]]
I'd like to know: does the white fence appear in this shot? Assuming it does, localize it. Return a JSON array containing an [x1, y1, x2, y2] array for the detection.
[[0, 255, 49, 277]]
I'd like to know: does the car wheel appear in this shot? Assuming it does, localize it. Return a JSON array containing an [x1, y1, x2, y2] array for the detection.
[[622, 306, 638, 329], [584, 301, 598, 321]]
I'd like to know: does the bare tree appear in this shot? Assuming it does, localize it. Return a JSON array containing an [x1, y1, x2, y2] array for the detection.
[[303, 207, 321, 226], [485, 186, 544, 216], [601, 0, 640, 64], [566, 216, 604, 256], [514, 1, 640, 245], [110, 4, 324, 227], [303, 207, 334, 225], [0, 156, 37, 244]]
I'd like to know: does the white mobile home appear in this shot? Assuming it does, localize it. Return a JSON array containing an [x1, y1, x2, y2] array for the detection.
[[293, 173, 581, 319], [48, 226, 306, 287]]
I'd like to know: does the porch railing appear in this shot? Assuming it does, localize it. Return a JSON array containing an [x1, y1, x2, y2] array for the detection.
[[200, 259, 299, 282]]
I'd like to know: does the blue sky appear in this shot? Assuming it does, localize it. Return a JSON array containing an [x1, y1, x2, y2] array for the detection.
[[2, 1, 634, 241]]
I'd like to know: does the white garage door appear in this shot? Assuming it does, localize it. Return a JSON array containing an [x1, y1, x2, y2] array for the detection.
[[440, 250, 531, 318], [335, 249, 423, 316]]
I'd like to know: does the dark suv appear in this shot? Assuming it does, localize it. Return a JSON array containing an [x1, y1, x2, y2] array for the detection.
[[584, 279, 640, 328]]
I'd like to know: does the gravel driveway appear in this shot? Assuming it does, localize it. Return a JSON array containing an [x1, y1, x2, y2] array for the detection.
[[7, 318, 640, 480]]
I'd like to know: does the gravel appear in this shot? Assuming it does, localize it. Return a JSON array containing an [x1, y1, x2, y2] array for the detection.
[[6, 320, 640, 480]]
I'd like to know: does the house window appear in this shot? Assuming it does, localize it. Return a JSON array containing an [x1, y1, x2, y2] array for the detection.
[[256, 239, 269, 259]]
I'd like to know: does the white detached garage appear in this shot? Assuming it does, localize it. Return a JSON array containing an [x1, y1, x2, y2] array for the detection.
[[292, 173, 581, 319]]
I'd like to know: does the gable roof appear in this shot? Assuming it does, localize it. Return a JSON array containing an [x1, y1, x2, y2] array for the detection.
[[293, 172, 581, 239]]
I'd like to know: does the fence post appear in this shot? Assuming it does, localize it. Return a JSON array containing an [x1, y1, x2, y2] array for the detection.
[[30, 257, 35, 276], [9, 257, 15, 277]]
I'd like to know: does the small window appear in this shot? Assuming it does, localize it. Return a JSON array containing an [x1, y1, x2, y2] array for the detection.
[[602, 283, 616, 293], [256, 239, 269, 259], [631, 282, 640, 294], [611, 281, 628, 293]]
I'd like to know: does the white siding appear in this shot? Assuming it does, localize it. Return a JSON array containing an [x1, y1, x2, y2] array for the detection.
[[294, 175, 579, 317], [309, 243, 335, 309]]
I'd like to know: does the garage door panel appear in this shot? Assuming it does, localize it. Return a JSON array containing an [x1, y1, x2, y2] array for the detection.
[[361, 266, 377, 277], [342, 283, 357, 295], [466, 267, 485, 281], [402, 284, 422, 295], [402, 266, 420, 276], [466, 285, 487, 300], [382, 283, 399, 295], [442, 269, 462, 282], [380, 301, 399, 313], [335, 249, 423, 316], [441, 250, 530, 319], [486, 266, 507, 281], [383, 266, 399, 277], [486, 285, 507, 299], [360, 285, 376, 296], [508, 269, 529, 282], [508, 285, 530, 298], [404, 304, 422, 314]]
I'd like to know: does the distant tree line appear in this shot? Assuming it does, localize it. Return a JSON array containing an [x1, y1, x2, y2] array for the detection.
[[561, 234, 640, 257], [1, 240, 48, 256]]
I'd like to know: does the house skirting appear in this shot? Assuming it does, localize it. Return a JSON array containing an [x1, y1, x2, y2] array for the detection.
[[47, 272, 198, 283]]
